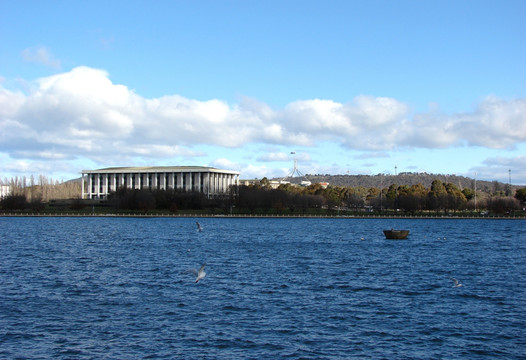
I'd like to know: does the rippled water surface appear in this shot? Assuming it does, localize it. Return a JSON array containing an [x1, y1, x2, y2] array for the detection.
[[1, 217, 525, 359]]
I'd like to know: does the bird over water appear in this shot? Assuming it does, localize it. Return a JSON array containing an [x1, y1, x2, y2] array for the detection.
[[451, 278, 463, 287], [188, 264, 206, 283]]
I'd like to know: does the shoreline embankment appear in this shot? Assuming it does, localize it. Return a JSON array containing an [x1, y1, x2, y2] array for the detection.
[[1, 212, 524, 220]]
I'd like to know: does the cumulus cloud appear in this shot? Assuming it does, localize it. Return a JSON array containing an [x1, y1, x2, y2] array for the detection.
[[410, 96, 526, 149], [279, 96, 411, 150], [461, 96, 526, 148], [354, 152, 390, 160], [1, 66, 525, 178], [467, 155, 526, 185], [256, 151, 312, 163], [21, 45, 61, 69]]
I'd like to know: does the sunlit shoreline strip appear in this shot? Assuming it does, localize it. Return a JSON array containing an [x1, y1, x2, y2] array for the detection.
[[1, 213, 524, 220]]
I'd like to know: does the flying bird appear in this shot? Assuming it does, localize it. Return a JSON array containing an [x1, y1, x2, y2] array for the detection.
[[451, 278, 463, 287], [196, 221, 203, 232], [188, 264, 206, 283]]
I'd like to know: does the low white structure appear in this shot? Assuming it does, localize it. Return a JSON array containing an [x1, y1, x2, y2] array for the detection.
[[81, 166, 240, 200], [0, 185, 10, 199]]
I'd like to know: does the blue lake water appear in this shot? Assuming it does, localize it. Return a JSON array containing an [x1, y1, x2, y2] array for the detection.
[[1, 217, 525, 359]]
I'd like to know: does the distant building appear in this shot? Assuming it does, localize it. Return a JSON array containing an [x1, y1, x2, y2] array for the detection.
[[81, 166, 240, 200], [0, 185, 10, 199], [240, 179, 259, 186], [319, 182, 329, 189]]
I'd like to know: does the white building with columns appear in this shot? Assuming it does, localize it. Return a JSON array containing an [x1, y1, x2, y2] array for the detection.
[[81, 166, 240, 200], [0, 185, 11, 199]]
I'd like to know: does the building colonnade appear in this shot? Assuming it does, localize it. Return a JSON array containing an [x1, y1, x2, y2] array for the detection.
[[81, 166, 240, 200]]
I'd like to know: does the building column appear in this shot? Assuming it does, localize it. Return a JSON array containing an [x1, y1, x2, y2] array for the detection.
[[213, 173, 218, 195], [81, 173, 85, 199], [226, 174, 231, 192], [195, 172, 201, 192], [92, 174, 96, 199], [209, 173, 214, 196], [160, 173, 166, 190], [205, 172, 210, 199], [104, 174, 109, 198], [187, 173, 191, 191], [175, 172, 181, 190], [95, 174, 100, 198], [88, 174, 93, 199], [169, 173, 175, 189]]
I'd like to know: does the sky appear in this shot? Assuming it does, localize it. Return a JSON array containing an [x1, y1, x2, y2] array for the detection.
[[1, 0, 525, 185]]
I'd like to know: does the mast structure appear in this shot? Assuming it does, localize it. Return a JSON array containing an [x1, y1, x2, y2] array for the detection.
[[286, 152, 304, 178]]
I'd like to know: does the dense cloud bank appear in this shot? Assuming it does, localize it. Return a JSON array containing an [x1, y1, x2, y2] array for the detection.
[[1, 66, 525, 161], [1, 66, 525, 183]]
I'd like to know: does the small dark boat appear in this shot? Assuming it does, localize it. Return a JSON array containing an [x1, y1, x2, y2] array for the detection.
[[383, 229, 410, 239]]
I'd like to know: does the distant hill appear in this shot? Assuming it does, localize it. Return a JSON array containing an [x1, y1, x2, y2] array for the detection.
[[274, 172, 517, 193]]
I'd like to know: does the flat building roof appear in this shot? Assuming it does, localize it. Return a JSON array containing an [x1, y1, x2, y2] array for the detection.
[[82, 166, 239, 175]]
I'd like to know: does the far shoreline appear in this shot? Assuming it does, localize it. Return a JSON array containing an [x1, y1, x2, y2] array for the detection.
[[1, 212, 524, 220]]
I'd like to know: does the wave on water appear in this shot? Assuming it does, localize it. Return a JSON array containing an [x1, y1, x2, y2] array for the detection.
[[0, 217, 525, 359]]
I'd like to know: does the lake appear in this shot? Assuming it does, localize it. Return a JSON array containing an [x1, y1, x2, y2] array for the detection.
[[1, 217, 525, 359]]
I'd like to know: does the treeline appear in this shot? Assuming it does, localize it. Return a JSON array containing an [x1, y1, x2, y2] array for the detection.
[[247, 179, 523, 215], [291, 173, 516, 195], [106, 188, 235, 213], [1, 175, 524, 215], [101, 178, 522, 215], [0, 176, 81, 211], [1, 175, 81, 202]]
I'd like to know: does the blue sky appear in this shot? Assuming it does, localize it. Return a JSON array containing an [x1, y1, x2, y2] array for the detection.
[[1, 0, 525, 184]]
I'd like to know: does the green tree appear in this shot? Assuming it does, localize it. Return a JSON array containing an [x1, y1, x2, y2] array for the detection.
[[515, 188, 526, 204], [386, 184, 398, 202], [346, 193, 364, 210], [445, 183, 467, 213], [462, 188, 475, 201], [259, 177, 271, 189], [428, 180, 448, 211], [0, 195, 27, 210]]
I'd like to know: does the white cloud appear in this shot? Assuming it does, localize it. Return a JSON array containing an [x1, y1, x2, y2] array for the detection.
[[210, 158, 238, 170], [467, 155, 526, 185], [410, 96, 526, 149], [1, 66, 525, 180], [256, 152, 291, 162], [241, 164, 285, 180], [462, 96, 526, 148], [354, 152, 390, 160], [278, 96, 412, 150], [21, 45, 61, 69]]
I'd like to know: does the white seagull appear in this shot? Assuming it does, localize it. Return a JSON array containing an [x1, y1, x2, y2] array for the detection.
[[188, 264, 207, 283], [451, 278, 463, 287], [196, 221, 203, 232]]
